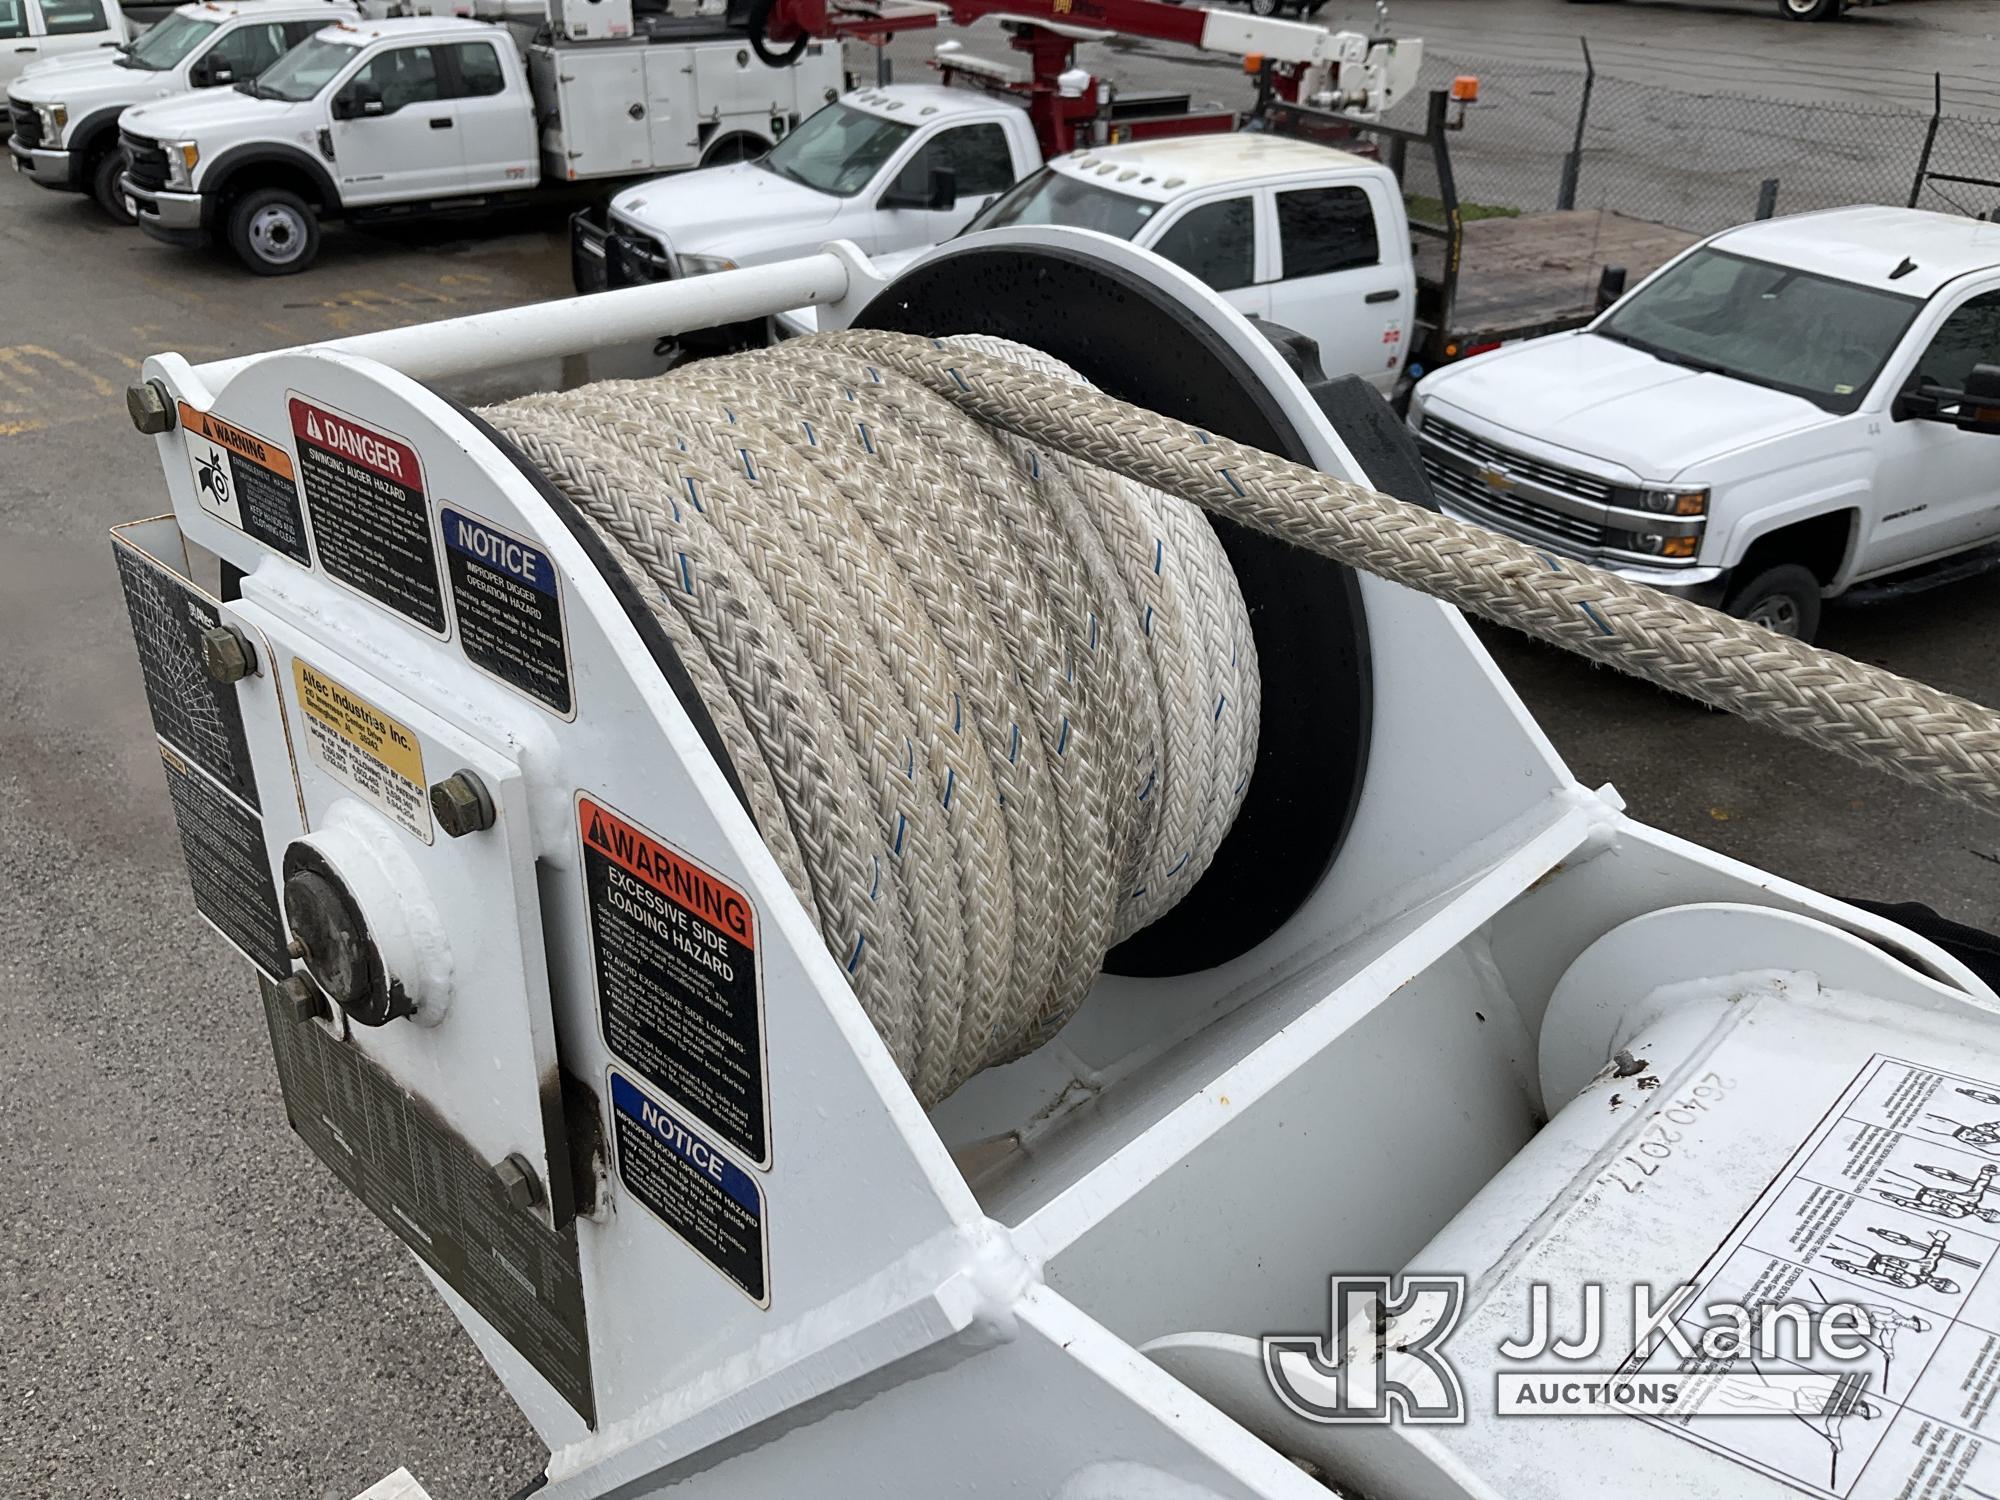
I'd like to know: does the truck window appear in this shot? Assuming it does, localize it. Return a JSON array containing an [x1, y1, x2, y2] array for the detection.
[[760, 102, 914, 198], [255, 34, 365, 101], [0, 0, 29, 38], [204, 22, 288, 79], [446, 41, 504, 97], [346, 44, 442, 113], [1276, 186, 1378, 278], [125, 13, 219, 68], [281, 18, 330, 48], [1597, 246, 1920, 416], [908, 123, 1014, 198], [1151, 197, 1253, 293], [964, 167, 1158, 242], [1909, 290, 2000, 396], [39, 0, 107, 35]]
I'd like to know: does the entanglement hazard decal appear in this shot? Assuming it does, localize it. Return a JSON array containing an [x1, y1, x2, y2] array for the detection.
[[608, 1069, 769, 1307], [178, 404, 311, 564], [577, 795, 769, 1168], [293, 658, 432, 843]]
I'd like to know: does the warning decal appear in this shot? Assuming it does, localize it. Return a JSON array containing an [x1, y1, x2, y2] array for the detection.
[[159, 744, 290, 978], [293, 659, 433, 843], [441, 505, 574, 717], [287, 395, 446, 635], [579, 797, 768, 1167], [112, 536, 260, 809], [609, 1070, 768, 1306], [178, 403, 311, 564], [260, 975, 595, 1424]]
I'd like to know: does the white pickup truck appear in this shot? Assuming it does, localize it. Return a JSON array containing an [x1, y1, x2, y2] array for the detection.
[[119, 6, 842, 273], [574, 83, 1040, 298], [1409, 205, 2000, 643], [783, 131, 1419, 391], [9, 0, 356, 220], [0, 0, 126, 98]]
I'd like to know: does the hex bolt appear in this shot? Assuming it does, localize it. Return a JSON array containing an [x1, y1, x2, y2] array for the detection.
[[430, 769, 496, 838], [126, 379, 177, 435], [275, 974, 321, 1024], [199, 623, 258, 684], [494, 1153, 542, 1210]]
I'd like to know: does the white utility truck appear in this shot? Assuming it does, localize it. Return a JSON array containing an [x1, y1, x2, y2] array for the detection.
[[0, 0, 126, 96], [781, 132, 1419, 391], [9, 0, 357, 220], [117, 0, 842, 273], [573, 83, 1042, 297], [1410, 205, 2000, 643]]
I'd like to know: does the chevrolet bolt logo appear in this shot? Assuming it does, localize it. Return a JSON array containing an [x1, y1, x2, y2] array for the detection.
[[1479, 465, 1516, 493]]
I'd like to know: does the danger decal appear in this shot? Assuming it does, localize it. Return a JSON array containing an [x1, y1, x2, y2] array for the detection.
[[294, 658, 432, 843], [609, 1070, 768, 1306], [288, 394, 446, 634], [579, 796, 768, 1167], [178, 403, 311, 563]]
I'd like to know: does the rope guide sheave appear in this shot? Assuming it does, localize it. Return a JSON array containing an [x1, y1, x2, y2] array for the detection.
[[116, 232, 2000, 1498]]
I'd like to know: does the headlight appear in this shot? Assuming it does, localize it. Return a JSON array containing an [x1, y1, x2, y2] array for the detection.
[[677, 252, 738, 277], [1634, 485, 1709, 517], [37, 103, 66, 137], [165, 140, 199, 190]]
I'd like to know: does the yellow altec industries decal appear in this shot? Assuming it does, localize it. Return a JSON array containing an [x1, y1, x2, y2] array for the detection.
[[178, 403, 311, 565], [293, 658, 433, 843]]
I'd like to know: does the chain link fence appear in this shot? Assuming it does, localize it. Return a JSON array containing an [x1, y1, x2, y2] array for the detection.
[[1410, 47, 2000, 236]]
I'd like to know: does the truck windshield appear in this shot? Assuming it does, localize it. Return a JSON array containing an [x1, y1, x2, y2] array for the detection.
[[962, 167, 1159, 242], [250, 34, 362, 101], [122, 14, 219, 70], [1596, 247, 1920, 415], [759, 103, 914, 198]]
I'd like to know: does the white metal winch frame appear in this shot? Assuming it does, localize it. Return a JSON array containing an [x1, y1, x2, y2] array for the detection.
[[124, 229, 2000, 1499]]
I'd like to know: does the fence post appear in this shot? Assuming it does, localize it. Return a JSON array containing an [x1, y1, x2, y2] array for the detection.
[[1558, 37, 1594, 212], [1755, 179, 1780, 219], [1910, 72, 1943, 208]]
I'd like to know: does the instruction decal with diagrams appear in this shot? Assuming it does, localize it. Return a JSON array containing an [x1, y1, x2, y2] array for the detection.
[[1624, 1055, 2000, 1498], [177, 403, 311, 564], [577, 796, 769, 1168], [287, 394, 446, 635], [292, 659, 433, 843]]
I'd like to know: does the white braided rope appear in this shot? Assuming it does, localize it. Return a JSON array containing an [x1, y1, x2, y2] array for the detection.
[[484, 336, 1259, 1105]]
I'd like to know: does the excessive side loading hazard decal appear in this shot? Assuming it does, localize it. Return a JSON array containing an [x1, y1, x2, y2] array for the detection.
[[578, 796, 769, 1168], [288, 394, 447, 636]]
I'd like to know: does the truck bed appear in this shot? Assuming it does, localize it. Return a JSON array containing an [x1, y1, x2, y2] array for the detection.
[[1441, 210, 1699, 344]]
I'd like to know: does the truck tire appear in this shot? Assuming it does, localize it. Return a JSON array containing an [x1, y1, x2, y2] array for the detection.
[[701, 133, 764, 166], [227, 187, 320, 276], [91, 149, 135, 225], [1248, 0, 1279, 15], [1724, 563, 1822, 642], [1779, 0, 1841, 17]]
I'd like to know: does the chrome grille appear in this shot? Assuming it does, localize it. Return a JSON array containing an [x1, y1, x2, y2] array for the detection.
[[1421, 415, 1614, 507], [1423, 459, 1608, 551]]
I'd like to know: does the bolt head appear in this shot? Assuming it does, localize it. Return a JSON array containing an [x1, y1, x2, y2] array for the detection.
[[494, 1153, 541, 1210], [430, 770, 495, 838], [275, 974, 321, 1024], [126, 379, 176, 436], [199, 624, 256, 684]]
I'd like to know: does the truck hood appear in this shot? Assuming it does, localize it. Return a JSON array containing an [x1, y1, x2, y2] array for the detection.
[[612, 162, 841, 253], [16, 48, 125, 84], [1420, 331, 1835, 481], [11, 55, 169, 109], [123, 86, 303, 139]]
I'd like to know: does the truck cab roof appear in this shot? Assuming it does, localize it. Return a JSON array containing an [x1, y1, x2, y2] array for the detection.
[[840, 84, 1023, 122], [308, 15, 502, 47], [1706, 206, 2000, 300], [1051, 132, 1376, 205], [169, 0, 352, 19]]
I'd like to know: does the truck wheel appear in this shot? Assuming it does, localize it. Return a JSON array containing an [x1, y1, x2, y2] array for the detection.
[[701, 133, 763, 167], [1779, 0, 1841, 18], [1247, 0, 1279, 15], [91, 150, 135, 225], [1725, 564, 1822, 642], [227, 187, 320, 276]]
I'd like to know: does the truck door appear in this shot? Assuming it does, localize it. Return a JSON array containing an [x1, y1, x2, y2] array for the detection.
[[8, 0, 116, 88], [444, 39, 534, 192], [873, 121, 1017, 252], [1263, 179, 1406, 391], [1142, 193, 1268, 331], [329, 43, 461, 206], [1870, 285, 2000, 571], [0, 0, 36, 88]]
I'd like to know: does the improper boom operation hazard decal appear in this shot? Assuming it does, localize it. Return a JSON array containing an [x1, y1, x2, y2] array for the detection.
[[577, 796, 769, 1168]]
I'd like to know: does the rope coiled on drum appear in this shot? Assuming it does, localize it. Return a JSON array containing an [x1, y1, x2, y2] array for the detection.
[[484, 336, 1260, 1106]]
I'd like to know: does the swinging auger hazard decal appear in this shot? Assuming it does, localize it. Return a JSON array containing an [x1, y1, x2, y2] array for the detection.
[[578, 796, 769, 1168]]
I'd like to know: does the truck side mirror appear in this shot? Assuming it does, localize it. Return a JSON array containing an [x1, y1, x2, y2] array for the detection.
[[881, 160, 955, 212], [926, 164, 956, 212], [1904, 361, 2000, 435], [333, 85, 383, 120], [192, 59, 234, 86], [1595, 265, 1627, 312]]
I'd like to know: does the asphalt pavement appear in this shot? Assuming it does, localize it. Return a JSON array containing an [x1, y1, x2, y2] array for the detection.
[[7, 2, 2000, 1494]]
